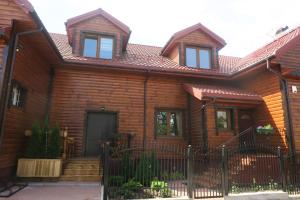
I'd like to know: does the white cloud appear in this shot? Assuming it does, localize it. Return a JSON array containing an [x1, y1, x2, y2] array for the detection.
[[30, 0, 300, 57]]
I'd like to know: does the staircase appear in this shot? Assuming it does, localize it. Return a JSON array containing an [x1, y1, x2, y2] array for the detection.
[[60, 158, 102, 182]]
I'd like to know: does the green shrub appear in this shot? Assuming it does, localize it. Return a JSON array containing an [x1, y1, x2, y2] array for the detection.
[[135, 152, 159, 186], [26, 122, 43, 158], [48, 124, 61, 158], [121, 152, 134, 182], [151, 179, 172, 198], [26, 117, 61, 159], [120, 179, 142, 199], [109, 176, 124, 187]]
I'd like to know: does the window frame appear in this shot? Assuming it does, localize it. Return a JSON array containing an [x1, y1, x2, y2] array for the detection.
[[154, 108, 185, 138], [9, 80, 27, 109], [185, 46, 212, 69], [216, 108, 232, 131], [81, 32, 115, 59]]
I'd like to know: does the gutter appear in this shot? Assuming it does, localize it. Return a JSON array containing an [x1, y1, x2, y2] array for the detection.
[[266, 59, 296, 157], [0, 22, 43, 149], [143, 70, 150, 148]]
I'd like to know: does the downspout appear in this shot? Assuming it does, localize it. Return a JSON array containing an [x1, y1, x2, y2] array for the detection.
[[143, 70, 149, 149], [266, 59, 295, 157], [0, 25, 43, 149]]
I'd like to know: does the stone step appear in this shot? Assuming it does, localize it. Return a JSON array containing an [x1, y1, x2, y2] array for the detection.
[[59, 175, 102, 182], [64, 169, 101, 176]]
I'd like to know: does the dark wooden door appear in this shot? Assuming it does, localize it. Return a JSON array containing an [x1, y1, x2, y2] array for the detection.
[[238, 110, 255, 148], [85, 112, 117, 157]]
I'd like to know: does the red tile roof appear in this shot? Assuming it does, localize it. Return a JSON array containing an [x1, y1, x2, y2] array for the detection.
[[50, 25, 300, 77], [50, 33, 235, 75], [183, 84, 263, 102], [161, 23, 226, 56], [232, 27, 300, 73]]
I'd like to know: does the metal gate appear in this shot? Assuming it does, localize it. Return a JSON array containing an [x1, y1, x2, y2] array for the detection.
[[192, 147, 223, 198]]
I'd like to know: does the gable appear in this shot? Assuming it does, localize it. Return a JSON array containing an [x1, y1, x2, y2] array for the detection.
[[177, 30, 221, 47]]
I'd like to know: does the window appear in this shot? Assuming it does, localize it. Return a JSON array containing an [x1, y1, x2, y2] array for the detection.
[[216, 109, 232, 130], [185, 47, 212, 69], [10, 81, 27, 108], [82, 34, 113, 59], [155, 110, 183, 137]]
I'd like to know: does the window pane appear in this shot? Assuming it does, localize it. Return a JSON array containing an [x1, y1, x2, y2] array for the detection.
[[100, 38, 113, 59], [83, 38, 97, 58], [199, 49, 211, 69], [170, 112, 182, 136], [186, 48, 197, 67], [217, 111, 228, 129], [156, 112, 167, 136]]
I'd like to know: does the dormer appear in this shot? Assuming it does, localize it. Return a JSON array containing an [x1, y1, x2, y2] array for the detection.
[[161, 23, 226, 70], [65, 8, 131, 59]]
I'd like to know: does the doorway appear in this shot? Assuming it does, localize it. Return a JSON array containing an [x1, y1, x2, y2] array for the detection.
[[238, 109, 255, 149], [85, 111, 117, 157]]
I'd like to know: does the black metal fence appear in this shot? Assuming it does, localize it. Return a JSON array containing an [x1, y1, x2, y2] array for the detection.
[[102, 143, 300, 199]]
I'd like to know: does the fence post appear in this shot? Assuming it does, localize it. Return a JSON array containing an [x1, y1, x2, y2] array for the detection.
[[187, 145, 193, 199], [221, 145, 229, 196], [277, 146, 286, 191], [103, 142, 109, 200]]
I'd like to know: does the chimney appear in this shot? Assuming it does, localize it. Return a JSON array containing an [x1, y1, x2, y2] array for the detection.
[[275, 26, 289, 36]]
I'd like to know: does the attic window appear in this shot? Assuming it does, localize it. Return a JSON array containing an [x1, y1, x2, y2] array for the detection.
[[185, 47, 212, 69], [83, 34, 113, 59]]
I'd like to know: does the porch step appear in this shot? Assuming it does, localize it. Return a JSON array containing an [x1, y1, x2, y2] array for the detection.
[[60, 158, 102, 182], [59, 175, 101, 182]]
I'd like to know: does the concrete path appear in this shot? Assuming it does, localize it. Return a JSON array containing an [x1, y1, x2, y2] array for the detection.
[[0, 182, 101, 200]]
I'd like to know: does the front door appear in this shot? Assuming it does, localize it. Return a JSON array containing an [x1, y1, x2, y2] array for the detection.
[[238, 110, 255, 149], [85, 111, 117, 157]]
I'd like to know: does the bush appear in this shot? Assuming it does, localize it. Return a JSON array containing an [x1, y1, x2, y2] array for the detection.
[[135, 151, 159, 186], [26, 117, 61, 159], [121, 152, 134, 182], [151, 179, 172, 198], [109, 176, 124, 187], [120, 179, 142, 199]]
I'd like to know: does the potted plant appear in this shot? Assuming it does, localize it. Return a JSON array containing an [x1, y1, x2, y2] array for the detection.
[[256, 124, 274, 135], [16, 117, 62, 178]]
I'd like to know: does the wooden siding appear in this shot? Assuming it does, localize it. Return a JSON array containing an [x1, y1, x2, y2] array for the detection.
[[0, 0, 31, 27], [190, 96, 203, 147], [168, 46, 179, 64], [0, 38, 51, 177], [176, 30, 219, 69], [286, 79, 300, 151], [50, 68, 188, 156], [275, 38, 300, 68], [242, 70, 287, 148], [69, 15, 125, 57]]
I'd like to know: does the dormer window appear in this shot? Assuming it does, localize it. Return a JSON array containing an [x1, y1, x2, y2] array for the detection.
[[82, 34, 113, 59], [185, 47, 212, 69]]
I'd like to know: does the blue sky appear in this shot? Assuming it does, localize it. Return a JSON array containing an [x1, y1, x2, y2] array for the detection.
[[30, 0, 300, 57]]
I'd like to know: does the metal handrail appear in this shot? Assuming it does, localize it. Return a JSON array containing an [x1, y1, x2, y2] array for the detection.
[[218, 126, 254, 148]]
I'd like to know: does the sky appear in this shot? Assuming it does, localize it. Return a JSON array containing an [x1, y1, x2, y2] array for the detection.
[[29, 0, 300, 57]]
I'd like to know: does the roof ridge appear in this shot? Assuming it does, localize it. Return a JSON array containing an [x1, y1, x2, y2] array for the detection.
[[128, 43, 162, 49]]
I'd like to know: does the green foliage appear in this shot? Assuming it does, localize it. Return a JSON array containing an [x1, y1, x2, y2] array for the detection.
[[151, 179, 172, 198], [161, 171, 185, 180], [121, 152, 134, 182], [26, 117, 61, 159], [48, 124, 61, 158], [109, 176, 124, 187], [120, 179, 142, 199], [26, 122, 44, 158], [230, 182, 241, 193], [268, 179, 279, 190], [135, 152, 159, 186]]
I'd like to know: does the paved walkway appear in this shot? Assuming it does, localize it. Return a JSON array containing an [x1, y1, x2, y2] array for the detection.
[[0, 182, 101, 200]]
